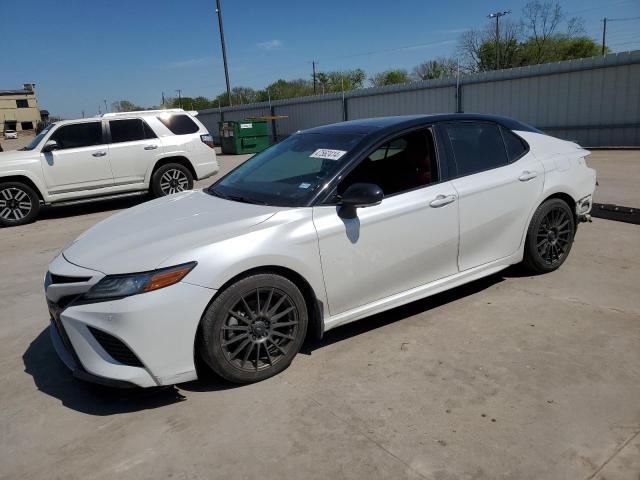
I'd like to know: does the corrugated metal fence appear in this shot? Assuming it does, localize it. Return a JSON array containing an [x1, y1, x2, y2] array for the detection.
[[198, 50, 640, 147]]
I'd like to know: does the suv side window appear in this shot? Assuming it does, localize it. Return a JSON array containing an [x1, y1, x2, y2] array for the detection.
[[444, 122, 508, 177], [337, 129, 438, 197], [157, 114, 199, 135], [49, 122, 103, 150], [109, 119, 157, 143]]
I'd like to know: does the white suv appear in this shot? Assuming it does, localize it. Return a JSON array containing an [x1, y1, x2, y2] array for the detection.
[[0, 109, 218, 227]]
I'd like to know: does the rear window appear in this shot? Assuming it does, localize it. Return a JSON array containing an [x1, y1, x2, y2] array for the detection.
[[501, 127, 528, 162], [157, 114, 199, 135]]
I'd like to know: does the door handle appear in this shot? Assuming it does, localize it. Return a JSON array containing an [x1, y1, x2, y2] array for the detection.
[[144, 145, 158, 150], [518, 170, 538, 181], [429, 194, 457, 208], [92, 151, 107, 157]]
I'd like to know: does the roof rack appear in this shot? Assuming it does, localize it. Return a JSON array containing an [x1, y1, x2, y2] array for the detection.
[[102, 108, 185, 118]]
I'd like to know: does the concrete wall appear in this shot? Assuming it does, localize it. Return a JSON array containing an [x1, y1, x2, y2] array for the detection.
[[198, 50, 640, 147]]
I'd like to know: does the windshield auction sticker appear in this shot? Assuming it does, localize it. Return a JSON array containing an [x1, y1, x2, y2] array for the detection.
[[310, 149, 347, 161]]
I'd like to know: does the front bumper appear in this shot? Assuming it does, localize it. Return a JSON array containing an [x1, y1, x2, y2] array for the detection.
[[45, 254, 215, 388]]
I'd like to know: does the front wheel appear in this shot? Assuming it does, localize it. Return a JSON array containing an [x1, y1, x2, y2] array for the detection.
[[0, 182, 40, 227], [199, 274, 308, 383], [150, 163, 194, 197], [522, 198, 575, 273]]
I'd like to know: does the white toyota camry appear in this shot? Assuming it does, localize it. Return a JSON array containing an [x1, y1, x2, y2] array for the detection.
[[44, 114, 596, 387]]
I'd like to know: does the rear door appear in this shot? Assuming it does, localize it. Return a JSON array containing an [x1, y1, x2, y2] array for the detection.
[[106, 118, 162, 185], [441, 121, 544, 271], [41, 121, 113, 193]]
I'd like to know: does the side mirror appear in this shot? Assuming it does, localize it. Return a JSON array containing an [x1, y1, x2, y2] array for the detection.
[[338, 183, 383, 219], [42, 140, 60, 153]]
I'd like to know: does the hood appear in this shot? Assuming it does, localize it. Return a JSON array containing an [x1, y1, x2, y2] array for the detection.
[[0, 149, 37, 164], [63, 189, 282, 274]]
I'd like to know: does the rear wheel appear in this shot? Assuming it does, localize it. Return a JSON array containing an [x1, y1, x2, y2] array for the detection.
[[151, 163, 194, 197], [0, 182, 40, 227], [199, 274, 308, 383], [523, 198, 575, 273]]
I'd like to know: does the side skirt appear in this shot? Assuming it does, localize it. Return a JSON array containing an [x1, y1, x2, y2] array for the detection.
[[323, 253, 521, 333]]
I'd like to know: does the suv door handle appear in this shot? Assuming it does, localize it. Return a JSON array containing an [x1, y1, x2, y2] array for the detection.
[[518, 170, 538, 181], [92, 151, 107, 157], [144, 145, 158, 150], [430, 194, 457, 208]]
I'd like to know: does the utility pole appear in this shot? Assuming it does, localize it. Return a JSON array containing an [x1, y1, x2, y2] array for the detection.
[[601, 17, 607, 55], [161, 91, 166, 107], [82, 110, 85, 118], [487, 10, 510, 70], [215, 0, 232, 106], [175, 89, 182, 109], [312, 60, 317, 94], [103, 99, 108, 113]]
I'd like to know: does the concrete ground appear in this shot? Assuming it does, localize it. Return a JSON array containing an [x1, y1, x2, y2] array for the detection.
[[0, 144, 639, 479]]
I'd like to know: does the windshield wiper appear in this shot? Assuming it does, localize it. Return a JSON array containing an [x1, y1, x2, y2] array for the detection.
[[225, 194, 268, 205], [208, 188, 267, 205]]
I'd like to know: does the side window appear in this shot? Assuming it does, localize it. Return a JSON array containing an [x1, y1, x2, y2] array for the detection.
[[49, 122, 103, 150], [338, 129, 438, 197], [157, 114, 199, 135], [109, 119, 157, 143], [445, 122, 508, 177], [143, 120, 157, 139], [501, 127, 528, 162]]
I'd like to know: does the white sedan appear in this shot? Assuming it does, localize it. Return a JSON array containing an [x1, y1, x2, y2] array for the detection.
[[44, 114, 596, 387], [4, 129, 18, 139]]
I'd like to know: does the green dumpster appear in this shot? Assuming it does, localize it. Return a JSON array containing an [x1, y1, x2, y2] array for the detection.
[[218, 120, 269, 154]]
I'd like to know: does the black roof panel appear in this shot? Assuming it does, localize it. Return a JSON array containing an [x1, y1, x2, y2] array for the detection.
[[303, 113, 542, 136]]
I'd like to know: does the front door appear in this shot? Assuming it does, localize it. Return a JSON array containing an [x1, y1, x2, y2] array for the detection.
[[313, 128, 460, 316], [42, 121, 113, 193]]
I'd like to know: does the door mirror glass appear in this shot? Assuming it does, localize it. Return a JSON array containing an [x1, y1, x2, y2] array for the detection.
[[42, 140, 60, 152], [339, 183, 383, 218]]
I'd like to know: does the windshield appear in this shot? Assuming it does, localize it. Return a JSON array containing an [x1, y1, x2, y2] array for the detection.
[[22, 124, 54, 151], [208, 132, 364, 207]]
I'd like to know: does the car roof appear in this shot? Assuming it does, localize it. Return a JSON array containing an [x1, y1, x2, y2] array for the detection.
[[52, 109, 196, 126], [302, 113, 541, 137]]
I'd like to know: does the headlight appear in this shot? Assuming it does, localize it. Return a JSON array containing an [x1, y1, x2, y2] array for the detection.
[[83, 262, 196, 300]]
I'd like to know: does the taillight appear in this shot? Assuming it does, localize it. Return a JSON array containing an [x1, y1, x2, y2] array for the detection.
[[200, 134, 215, 149]]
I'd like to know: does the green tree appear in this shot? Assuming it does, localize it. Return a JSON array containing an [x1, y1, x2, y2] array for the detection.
[[370, 69, 410, 87], [412, 58, 458, 80], [111, 100, 143, 112]]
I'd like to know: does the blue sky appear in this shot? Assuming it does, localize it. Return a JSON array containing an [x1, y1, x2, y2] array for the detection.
[[1, 0, 638, 118]]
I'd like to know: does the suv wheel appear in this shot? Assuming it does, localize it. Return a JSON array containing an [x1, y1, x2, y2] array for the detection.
[[151, 163, 194, 197], [0, 182, 40, 227], [199, 274, 308, 383]]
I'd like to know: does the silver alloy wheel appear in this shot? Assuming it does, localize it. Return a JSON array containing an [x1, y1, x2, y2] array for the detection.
[[0, 187, 32, 221], [159, 169, 189, 195]]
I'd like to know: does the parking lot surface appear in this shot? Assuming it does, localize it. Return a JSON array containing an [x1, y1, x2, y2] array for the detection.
[[0, 149, 639, 480]]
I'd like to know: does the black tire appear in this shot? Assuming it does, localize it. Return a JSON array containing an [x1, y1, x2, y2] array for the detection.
[[199, 274, 308, 383], [0, 182, 40, 227], [150, 163, 194, 197], [523, 198, 575, 274]]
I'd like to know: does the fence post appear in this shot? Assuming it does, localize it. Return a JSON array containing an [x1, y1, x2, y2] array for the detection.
[[270, 105, 277, 143]]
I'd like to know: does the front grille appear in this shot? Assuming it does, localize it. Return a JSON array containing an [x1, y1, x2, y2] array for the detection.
[[88, 326, 144, 368], [49, 273, 92, 284]]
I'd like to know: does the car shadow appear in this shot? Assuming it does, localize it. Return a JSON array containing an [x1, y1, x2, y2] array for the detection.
[[24, 268, 511, 412], [300, 270, 507, 355], [38, 194, 151, 221], [23, 328, 186, 415]]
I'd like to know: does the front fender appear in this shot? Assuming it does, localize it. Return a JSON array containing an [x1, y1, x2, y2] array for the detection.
[[0, 168, 49, 202]]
